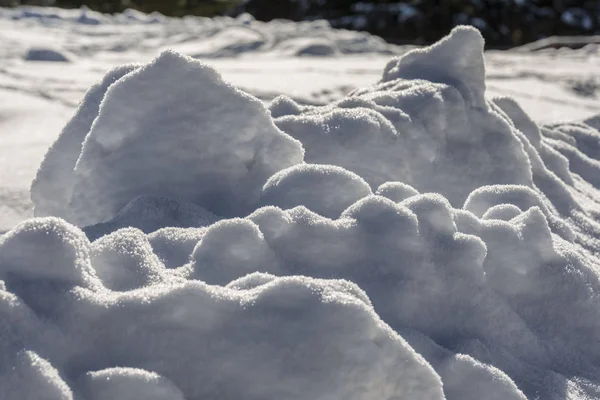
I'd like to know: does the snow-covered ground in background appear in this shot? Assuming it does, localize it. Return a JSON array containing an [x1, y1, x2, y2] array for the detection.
[[1, 6, 600, 400]]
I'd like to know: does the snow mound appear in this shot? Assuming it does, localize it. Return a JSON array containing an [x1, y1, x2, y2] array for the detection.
[[275, 27, 533, 207], [0, 217, 98, 289], [89, 228, 168, 291], [146, 227, 206, 269], [375, 181, 420, 202], [0, 218, 443, 399], [274, 37, 339, 57], [261, 164, 372, 218], [14, 26, 600, 399], [482, 204, 523, 220], [23, 47, 73, 62], [196, 193, 600, 399], [33, 51, 303, 226], [382, 25, 486, 108]]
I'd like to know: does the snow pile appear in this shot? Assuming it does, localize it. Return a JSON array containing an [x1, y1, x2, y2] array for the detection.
[[3, 26, 600, 399], [0, 219, 442, 400], [23, 46, 73, 62], [0, 6, 398, 59], [260, 164, 372, 218], [32, 50, 303, 226], [274, 28, 534, 208]]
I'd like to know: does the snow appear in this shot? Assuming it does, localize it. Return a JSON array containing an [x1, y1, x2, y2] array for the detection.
[[80, 368, 186, 400], [261, 164, 372, 219], [275, 53, 534, 207], [375, 181, 420, 202], [0, 350, 74, 400], [0, 218, 444, 400], [1, 6, 600, 400], [33, 50, 303, 226], [382, 25, 487, 108], [30, 64, 140, 221], [83, 196, 220, 241], [24, 47, 73, 62]]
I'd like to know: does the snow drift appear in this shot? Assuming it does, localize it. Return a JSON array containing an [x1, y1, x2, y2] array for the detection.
[[3, 26, 600, 399]]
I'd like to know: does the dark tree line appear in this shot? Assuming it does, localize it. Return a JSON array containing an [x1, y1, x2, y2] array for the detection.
[[1, 0, 241, 16], [241, 0, 600, 48], [2, 0, 599, 48]]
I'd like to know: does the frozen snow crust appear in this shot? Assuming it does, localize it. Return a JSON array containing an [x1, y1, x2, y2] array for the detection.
[[4, 26, 600, 399]]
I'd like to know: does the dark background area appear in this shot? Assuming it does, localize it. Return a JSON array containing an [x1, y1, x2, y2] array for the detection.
[[2, 0, 599, 48]]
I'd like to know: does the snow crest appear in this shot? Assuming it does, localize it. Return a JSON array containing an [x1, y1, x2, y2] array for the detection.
[[4, 26, 600, 399]]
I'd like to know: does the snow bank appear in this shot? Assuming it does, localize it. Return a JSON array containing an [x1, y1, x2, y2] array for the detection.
[[7, 26, 600, 399]]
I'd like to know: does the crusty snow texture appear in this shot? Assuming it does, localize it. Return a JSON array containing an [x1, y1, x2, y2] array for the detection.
[[6, 26, 600, 399]]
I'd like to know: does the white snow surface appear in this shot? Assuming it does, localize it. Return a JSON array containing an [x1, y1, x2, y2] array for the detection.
[[1, 7, 600, 400]]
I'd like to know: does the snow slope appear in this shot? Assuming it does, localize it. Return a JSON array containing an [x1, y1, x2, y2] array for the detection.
[[1, 7, 600, 400]]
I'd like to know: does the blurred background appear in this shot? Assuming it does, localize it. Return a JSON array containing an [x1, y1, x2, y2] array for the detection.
[[1, 0, 599, 48]]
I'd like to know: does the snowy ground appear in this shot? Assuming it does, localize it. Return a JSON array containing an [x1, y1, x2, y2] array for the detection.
[[1, 6, 600, 400]]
